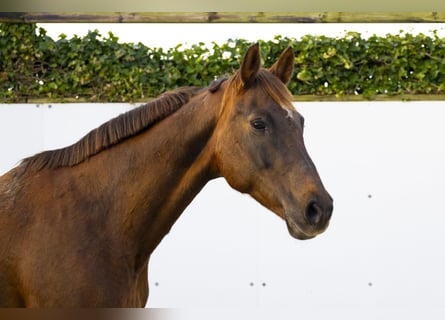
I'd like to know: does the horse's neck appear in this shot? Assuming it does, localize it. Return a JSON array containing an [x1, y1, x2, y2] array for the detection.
[[96, 90, 222, 263]]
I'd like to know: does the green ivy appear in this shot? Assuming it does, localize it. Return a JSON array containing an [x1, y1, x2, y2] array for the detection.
[[1, 23, 445, 102]]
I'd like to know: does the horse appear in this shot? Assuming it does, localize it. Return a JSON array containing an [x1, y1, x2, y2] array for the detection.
[[0, 44, 333, 307]]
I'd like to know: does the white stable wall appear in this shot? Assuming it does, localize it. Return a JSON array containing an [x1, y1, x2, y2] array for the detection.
[[1, 102, 444, 318]]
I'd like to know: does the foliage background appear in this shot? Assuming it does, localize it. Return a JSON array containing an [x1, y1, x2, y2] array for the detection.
[[1, 23, 445, 102]]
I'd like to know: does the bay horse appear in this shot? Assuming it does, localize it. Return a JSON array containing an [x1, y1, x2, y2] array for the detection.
[[0, 44, 332, 307]]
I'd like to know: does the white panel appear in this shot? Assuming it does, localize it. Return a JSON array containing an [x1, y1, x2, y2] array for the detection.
[[0, 104, 44, 175], [287, 102, 445, 312], [41, 103, 133, 149], [1, 102, 445, 318], [148, 178, 260, 308]]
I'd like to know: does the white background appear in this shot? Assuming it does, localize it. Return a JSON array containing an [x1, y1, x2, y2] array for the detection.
[[1, 101, 445, 318]]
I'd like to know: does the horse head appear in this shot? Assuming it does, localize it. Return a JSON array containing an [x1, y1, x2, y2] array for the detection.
[[213, 44, 333, 240]]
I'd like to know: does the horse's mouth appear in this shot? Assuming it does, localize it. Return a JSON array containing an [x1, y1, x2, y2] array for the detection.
[[285, 219, 317, 240]]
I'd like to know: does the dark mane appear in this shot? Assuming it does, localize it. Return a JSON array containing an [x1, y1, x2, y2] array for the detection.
[[22, 86, 202, 171]]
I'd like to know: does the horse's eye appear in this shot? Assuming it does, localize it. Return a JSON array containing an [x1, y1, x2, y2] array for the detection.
[[250, 119, 266, 131]]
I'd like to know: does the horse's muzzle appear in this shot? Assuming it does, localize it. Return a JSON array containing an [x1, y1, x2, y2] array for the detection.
[[286, 196, 333, 240]]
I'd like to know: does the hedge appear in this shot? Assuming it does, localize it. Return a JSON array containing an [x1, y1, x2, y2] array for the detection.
[[1, 23, 445, 102]]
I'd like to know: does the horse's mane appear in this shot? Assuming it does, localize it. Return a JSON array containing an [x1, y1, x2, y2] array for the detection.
[[21, 86, 203, 171]]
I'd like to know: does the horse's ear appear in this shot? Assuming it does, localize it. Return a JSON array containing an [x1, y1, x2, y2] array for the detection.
[[240, 43, 261, 86], [269, 47, 295, 85]]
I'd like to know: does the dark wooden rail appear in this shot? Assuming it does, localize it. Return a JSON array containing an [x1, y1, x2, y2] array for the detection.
[[1, 12, 445, 23]]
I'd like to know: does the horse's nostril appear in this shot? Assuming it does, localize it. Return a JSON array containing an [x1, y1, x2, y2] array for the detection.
[[305, 201, 323, 226]]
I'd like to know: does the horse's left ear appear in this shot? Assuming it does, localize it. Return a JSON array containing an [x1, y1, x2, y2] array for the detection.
[[269, 47, 295, 85], [240, 43, 261, 86]]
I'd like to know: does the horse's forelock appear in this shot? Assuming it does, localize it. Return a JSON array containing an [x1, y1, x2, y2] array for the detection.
[[224, 69, 294, 110], [256, 70, 294, 110]]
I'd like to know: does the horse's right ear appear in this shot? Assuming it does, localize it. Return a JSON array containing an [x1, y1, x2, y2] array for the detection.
[[240, 43, 261, 87]]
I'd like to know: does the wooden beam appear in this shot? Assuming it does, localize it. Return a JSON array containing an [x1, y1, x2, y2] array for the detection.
[[1, 12, 445, 23]]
